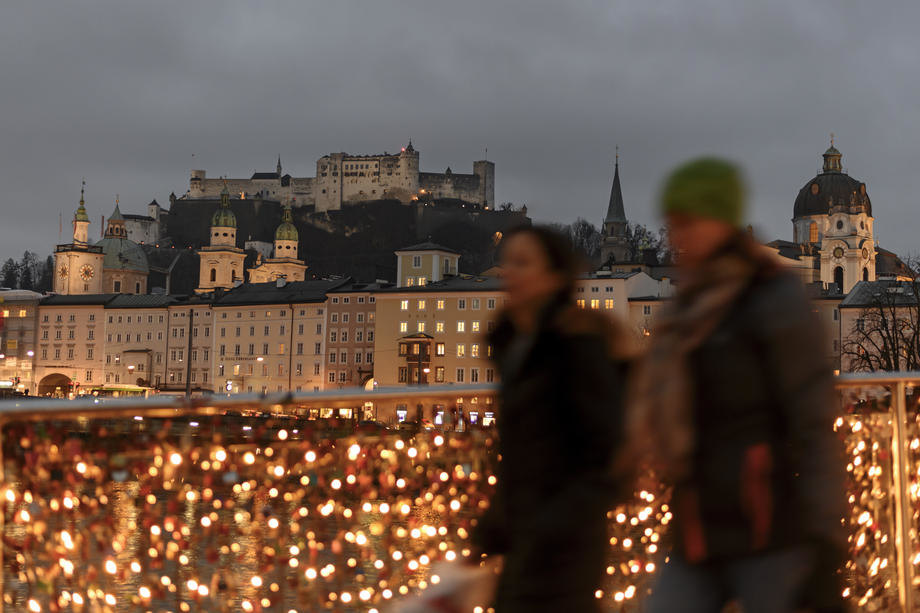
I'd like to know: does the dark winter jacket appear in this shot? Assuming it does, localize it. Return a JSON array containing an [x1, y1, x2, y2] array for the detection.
[[676, 265, 847, 607], [472, 296, 632, 613]]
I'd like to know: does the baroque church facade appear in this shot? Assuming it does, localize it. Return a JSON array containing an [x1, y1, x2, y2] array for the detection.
[[767, 140, 894, 294]]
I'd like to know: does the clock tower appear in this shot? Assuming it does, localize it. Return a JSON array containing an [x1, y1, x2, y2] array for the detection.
[[53, 184, 104, 295]]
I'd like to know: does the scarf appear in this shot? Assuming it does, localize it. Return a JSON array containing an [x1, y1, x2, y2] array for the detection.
[[625, 234, 774, 481]]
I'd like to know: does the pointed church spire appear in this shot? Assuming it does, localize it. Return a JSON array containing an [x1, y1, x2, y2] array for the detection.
[[604, 149, 627, 223], [277, 155, 282, 177], [74, 179, 90, 222]]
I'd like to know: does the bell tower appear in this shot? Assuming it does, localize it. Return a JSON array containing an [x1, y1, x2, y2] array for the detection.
[[196, 184, 246, 293], [600, 149, 631, 265]]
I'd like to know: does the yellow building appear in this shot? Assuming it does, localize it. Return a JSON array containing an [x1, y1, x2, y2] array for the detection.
[[373, 274, 503, 423], [394, 242, 460, 287], [101, 295, 172, 395], [209, 279, 347, 394], [35, 295, 106, 396]]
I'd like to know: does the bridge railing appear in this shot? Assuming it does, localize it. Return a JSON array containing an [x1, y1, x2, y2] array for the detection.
[[0, 376, 916, 611]]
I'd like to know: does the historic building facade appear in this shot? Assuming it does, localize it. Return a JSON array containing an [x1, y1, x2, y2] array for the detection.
[[196, 187, 246, 293], [247, 206, 308, 283], [0, 289, 41, 395], [186, 143, 495, 211], [54, 190, 149, 295]]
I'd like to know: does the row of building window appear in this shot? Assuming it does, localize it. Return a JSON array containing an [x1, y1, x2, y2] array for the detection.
[[329, 329, 373, 343], [398, 321, 488, 334], [329, 312, 372, 323], [328, 351, 374, 364], [400, 298, 496, 311], [397, 367, 494, 384]]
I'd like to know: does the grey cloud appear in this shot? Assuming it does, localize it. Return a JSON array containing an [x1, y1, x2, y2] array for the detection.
[[2, 1, 918, 258]]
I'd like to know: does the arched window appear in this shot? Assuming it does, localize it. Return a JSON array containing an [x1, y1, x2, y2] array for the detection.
[[209, 268, 217, 282], [834, 267, 844, 292], [809, 222, 818, 243], [863, 267, 869, 282]]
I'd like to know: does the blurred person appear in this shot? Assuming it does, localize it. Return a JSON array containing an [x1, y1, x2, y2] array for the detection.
[[471, 225, 635, 612], [627, 158, 847, 613]]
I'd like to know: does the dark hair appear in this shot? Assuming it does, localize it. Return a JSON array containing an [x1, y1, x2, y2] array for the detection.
[[500, 224, 583, 298]]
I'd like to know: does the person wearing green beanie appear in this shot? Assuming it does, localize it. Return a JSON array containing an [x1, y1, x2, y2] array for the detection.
[[625, 159, 848, 612], [660, 157, 746, 227]]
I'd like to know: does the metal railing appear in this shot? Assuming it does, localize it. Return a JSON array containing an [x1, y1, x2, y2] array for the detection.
[[0, 376, 917, 611]]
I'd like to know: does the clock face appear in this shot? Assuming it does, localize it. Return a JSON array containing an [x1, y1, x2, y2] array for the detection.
[[58, 265, 69, 279], [833, 247, 844, 259], [862, 247, 869, 259], [79, 264, 94, 280]]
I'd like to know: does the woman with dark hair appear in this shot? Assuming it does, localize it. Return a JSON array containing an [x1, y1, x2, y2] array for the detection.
[[471, 225, 634, 612]]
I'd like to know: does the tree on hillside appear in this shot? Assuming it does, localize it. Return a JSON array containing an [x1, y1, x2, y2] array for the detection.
[[1, 259, 18, 288]]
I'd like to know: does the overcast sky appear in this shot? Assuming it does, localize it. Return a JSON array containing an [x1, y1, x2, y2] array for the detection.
[[2, 1, 919, 259]]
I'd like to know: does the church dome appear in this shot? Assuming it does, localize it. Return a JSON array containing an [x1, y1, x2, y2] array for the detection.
[[211, 205, 237, 228], [793, 143, 872, 219], [212, 185, 237, 228], [95, 237, 149, 273], [275, 206, 298, 241]]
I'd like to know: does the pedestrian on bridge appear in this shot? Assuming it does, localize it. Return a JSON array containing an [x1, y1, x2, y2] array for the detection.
[[471, 225, 635, 613], [626, 158, 848, 613]]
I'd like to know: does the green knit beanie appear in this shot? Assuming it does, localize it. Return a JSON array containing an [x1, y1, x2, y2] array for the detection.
[[660, 157, 746, 226]]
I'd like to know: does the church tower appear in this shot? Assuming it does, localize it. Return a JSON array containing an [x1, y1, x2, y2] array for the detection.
[[793, 137, 875, 293], [196, 185, 246, 293], [53, 183, 105, 295], [247, 205, 307, 283], [600, 152, 630, 265]]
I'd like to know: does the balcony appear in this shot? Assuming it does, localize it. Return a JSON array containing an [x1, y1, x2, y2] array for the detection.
[[0, 375, 915, 611]]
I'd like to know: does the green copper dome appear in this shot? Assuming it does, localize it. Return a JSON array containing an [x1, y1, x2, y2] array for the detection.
[[275, 206, 298, 241], [211, 186, 237, 228], [95, 237, 149, 273], [74, 184, 90, 222]]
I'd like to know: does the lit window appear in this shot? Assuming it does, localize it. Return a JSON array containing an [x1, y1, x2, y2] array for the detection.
[[457, 321, 465, 333], [604, 299, 614, 309], [418, 299, 426, 310], [436, 342, 446, 356], [417, 277, 427, 286], [436, 300, 445, 310], [417, 322, 426, 333], [400, 300, 409, 311], [576, 299, 586, 308], [471, 344, 480, 358], [457, 344, 466, 357], [471, 321, 480, 332], [436, 322, 445, 333], [400, 322, 408, 333], [590, 299, 600, 309]]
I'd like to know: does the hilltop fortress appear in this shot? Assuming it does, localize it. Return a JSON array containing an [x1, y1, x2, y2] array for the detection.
[[188, 142, 495, 212]]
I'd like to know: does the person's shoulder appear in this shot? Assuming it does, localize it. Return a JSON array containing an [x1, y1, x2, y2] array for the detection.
[[553, 304, 638, 361]]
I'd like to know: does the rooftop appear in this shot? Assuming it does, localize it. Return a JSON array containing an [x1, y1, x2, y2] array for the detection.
[[395, 241, 459, 254], [212, 278, 352, 307]]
